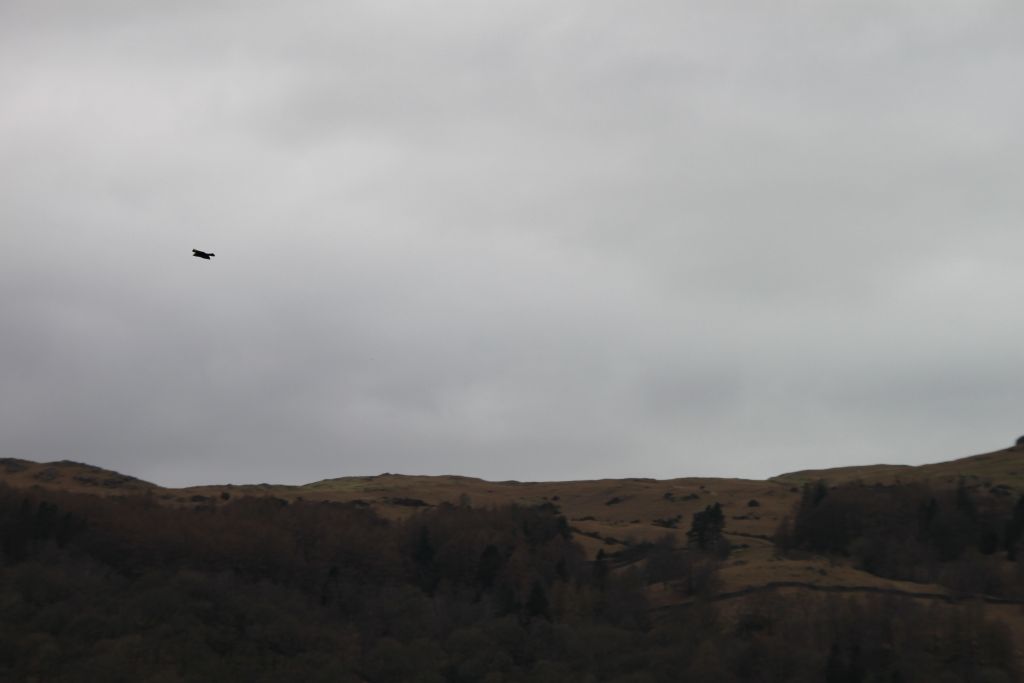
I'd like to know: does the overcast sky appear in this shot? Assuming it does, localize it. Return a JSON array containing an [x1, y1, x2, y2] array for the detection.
[[3, 1, 1024, 487]]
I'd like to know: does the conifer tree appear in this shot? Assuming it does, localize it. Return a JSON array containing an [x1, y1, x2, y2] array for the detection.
[[687, 502, 725, 552], [1005, 495, 1024, 560], [526, 580, 549, 620], [413, 526, 439, 594]]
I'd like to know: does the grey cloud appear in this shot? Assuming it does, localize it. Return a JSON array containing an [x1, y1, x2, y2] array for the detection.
[[3, 1, 1024, 487]]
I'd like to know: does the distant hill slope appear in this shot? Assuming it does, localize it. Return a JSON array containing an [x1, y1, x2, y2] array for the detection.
[[4, 443, 1022, 560], [0, 457, 157, 493], [772, 443, 1024, 489], [3, 444, 1022, 565], [5, 444, 1024, 672], [186, 473, 792, 559]]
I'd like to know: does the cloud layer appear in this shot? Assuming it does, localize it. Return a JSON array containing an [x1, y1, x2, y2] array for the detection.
[[3, 1, 1024, 486]]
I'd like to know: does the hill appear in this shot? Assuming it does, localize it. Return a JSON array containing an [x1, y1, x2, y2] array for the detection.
[[773, 443, 1024, 489], [5, 445, 1024, 569], [0, 457, 157, 493], [7, 443, 1024, 558], [2, 444, 1024, 680]]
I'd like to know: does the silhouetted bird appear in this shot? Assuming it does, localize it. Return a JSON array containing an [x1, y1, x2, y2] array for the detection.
[[193, 249, 215, 260]]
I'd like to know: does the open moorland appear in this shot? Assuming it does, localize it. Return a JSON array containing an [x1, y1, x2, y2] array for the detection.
[[2, 444, 1024, 681]]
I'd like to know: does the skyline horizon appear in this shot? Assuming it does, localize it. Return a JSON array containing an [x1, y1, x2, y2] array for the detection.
[[6, 434, 1018, 489]]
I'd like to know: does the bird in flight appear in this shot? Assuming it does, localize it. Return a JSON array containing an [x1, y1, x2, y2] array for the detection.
[[192, 249, 215, 260]]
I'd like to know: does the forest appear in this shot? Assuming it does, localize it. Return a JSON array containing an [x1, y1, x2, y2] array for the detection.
[[0, 480, 1019, 682], [777, 478, 1024, 598]]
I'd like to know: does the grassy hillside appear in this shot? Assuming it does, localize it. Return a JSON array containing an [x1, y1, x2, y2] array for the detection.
[[5, 445, 1024, 571], [3, 445, 1024, 678], [772, 443, 1024, 488], [0, 457, 157, 494]]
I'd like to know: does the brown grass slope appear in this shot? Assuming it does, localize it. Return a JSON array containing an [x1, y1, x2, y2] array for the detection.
[[3, 445, 1023, 604], [772, 442, 1024, 489], [5, 445, 1024, 666], [0, 457, 157, 494], [5, 444, 1023, 558]]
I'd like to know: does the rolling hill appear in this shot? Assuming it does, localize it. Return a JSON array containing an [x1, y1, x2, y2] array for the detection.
[[4, 442, 1024, 674]]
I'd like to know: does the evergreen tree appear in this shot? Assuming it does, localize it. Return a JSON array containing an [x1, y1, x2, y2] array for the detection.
[[413, 526, 439, 595], [526, 580, 549, 621], [825, 643, 845, 683], [475, 544, 502, 592], [592, 549, 608, 589], [1005, 495, 1024, 560], [687, 503, 725, 552], [955, 478, 976, 520]]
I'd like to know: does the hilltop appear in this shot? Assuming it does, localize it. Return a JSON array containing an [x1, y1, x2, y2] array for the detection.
[[772, 444, 1024, 489], [5, 444, 1024, 564], [4, 443, 1023, 584], [0, 457, 157, 493], [2, 442, 1024, 680]]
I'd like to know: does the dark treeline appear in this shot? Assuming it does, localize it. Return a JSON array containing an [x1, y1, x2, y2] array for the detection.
[[0, 483, 1018, 682], [777, 479, 1024, 598]]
